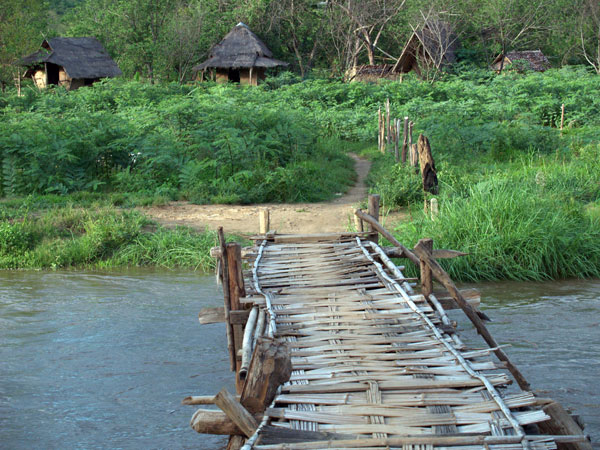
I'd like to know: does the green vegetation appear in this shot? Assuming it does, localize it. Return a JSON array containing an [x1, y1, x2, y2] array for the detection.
[[0, 199, 236, 270]]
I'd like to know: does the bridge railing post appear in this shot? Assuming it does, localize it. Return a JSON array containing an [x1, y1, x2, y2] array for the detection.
[[418, 238, 434, 298], [367, 194, 380, 244]]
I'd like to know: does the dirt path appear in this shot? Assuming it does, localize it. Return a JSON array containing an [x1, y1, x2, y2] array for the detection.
[[142, 154, 404, 235]]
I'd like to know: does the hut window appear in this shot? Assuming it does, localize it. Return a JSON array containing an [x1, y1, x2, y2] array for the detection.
[[228, 68, 240, 83]]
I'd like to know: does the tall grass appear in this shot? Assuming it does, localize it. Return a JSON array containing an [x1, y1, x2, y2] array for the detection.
[[394, 181, 600, 281], [0, 206, 235, 271]]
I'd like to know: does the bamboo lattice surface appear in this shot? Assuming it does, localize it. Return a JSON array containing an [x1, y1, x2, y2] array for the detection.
[[245, 237, 557, 450]]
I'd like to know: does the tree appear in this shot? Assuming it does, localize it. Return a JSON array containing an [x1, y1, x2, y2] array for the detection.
[[579, 0, 600, 73], [0, 0, 49, 89], [328, 0, 407, 68]]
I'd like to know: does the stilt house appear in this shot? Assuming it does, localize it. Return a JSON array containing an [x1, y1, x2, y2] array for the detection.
[[20, 37, 122, 90], [491, 50, 550, 72], [392, 21, 458, 76], [194, 23, 288, 85]]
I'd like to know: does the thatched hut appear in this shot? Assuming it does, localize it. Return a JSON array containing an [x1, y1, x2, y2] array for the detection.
[[491, 50, 550, 72], [392, 21, 459, 76], [194, 23, 288, 85], [20, 37, 122, 90]]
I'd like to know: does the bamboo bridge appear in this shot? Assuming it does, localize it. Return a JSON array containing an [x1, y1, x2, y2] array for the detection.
[[186, 196, 591, 450]]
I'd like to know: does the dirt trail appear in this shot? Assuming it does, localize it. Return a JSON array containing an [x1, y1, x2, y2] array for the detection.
[[142, 154, 404, 235]]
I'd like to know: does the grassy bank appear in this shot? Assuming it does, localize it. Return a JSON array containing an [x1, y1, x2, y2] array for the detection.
[[0, 202, 235, 271]]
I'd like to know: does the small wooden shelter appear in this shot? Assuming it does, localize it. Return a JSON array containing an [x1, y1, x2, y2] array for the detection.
[[345, 64, 403, 83], [194, 23, 288, 85], [491, 50, 551, 72], [392, 21, 458, 76], [20, 37, 122, 90]]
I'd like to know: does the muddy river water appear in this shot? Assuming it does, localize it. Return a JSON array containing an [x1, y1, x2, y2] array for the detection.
[[0, 270, 598, 449]]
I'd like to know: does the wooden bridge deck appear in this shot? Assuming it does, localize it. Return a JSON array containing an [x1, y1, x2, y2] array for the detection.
[[241, 236, 553, 449]]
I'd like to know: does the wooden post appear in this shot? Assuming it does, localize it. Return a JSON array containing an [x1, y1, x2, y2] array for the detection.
[[560, 103, 565, 133], [394, 119, 399, 162], [226, 242, 246, 393], [367, 194, 380, 244], [385, 98, 390, 151], [401, 116, 409, 164], [412, 240, 532, 391], [417, 134, 438, 195], [418, 238, 433, 298], [218, 228, 236, 371], [214, 388, 258, 438], [353, 208, 364, 232], [537, 402, 592, 450], [241, 337, 292, 414], [430, 198, 439, 220], [259, 209, 270, 234], [377, 107, 382, 152]]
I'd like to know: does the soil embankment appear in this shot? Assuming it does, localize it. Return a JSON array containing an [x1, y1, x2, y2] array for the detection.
[[143, 154, 404, 235]]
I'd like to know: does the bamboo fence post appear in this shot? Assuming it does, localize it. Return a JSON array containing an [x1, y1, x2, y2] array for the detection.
[[412, 240, 532, 391], [394, 119, 400, 162], [560, 103, 565, 133], [385, 98, 390, 151], [430, 198, 439, 219], [401, 116, 409, 164], [259, 209, 270, 234], [367, 194, 380, 244], [377, 107, 382, 152], [218, 228, 236, 371]]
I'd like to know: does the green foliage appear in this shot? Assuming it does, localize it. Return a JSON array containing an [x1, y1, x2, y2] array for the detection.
[[0, 205, 238, 270], [0, 80, 356, 203], [394, 180, 600, 282]]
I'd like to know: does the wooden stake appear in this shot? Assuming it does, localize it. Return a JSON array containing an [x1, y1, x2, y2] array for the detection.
[[367, 194, 380, 244], [385, 99, 391, 151], [430, 198, 439, 219], [353, 208, 364, 232], [226, 242, 246, 392], [418, 238, 433, 298], [259, 209, 270, 234], [401, 116, 409, 164], [218, 228, 236, 371], [394, 119, 399, 162], [560, 103, 565, 133], [215, 388, 258, 438], [412, 240, 531, 391]]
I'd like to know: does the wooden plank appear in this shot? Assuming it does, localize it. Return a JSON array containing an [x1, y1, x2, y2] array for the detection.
[[214, 388, 258, 438]]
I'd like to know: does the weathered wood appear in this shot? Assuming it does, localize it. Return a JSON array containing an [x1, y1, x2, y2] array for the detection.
[[352, 208, 364, 232], [239, 306, 259, 380], [198, 306, 225, 324], [240, 337, 292, 414], [259, 209, 270, 234], [183, 395, 215, 405], [210, 246, 255, 260], [218, 227, 236, 371], [354, 209, 420, 266], [367, 194, 380, 244], [230, 309, 251, 325], [430, 198, 439, 219], [254, 435, 591, 450], [259, 426, 357, 445], [417, 134, 438, 195], [385, 98, 390, 150], [419, 238, 433, 298], [433, 288, 481, 310], [413, 240, 531, 391], [190, 408, 261, 435], [226, 242, 246, 391], [215, 388, 258, 438], [401, 116, 409, 164], [227, 435, 246, 450], [383, 246, 468, 259], [537, 402, 592, 450], [560, 103, 565, 132], [394, 118, 400, 162]]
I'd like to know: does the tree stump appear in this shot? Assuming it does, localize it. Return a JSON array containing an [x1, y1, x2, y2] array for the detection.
[[417, 134, 438, 195]]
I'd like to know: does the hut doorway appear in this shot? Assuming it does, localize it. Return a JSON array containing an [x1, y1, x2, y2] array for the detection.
[[46, 63, 60, 85], [228, 68, 240, 83]]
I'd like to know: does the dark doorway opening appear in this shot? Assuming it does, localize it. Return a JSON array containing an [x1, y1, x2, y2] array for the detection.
[[228, 68, 240, 83], [46, 63, 60, 85]]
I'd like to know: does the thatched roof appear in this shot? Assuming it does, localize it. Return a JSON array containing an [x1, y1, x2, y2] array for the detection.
[[492, 50, 550, 72], [194, 23, 288, 70], [393, 21, 458, 73], [21, 37, 122, 79]]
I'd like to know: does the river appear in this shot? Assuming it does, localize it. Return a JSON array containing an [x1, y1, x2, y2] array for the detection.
[[0, 270, 598, 449]]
